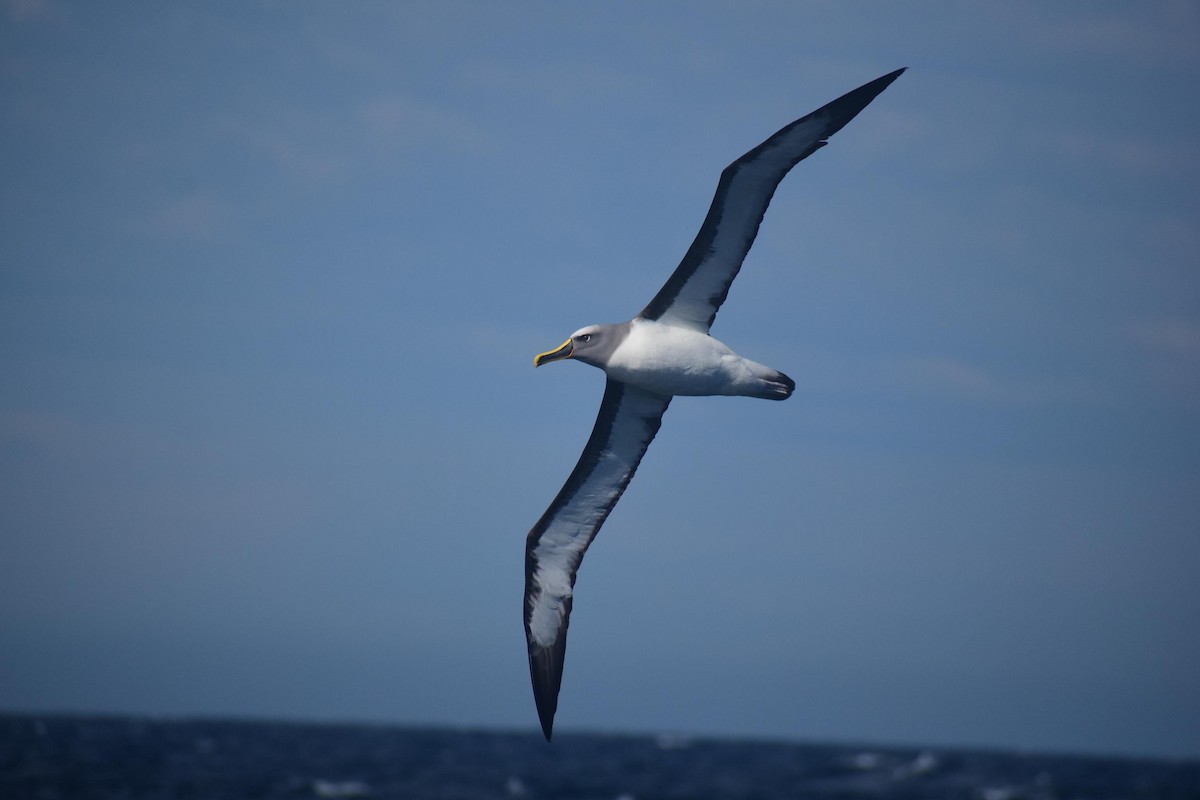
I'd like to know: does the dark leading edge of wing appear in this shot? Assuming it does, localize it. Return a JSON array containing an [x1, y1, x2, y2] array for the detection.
[[639, 67, 906, 332], [524, 380, 672, 740]]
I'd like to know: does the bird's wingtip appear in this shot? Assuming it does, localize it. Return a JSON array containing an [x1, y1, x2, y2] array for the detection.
[[869, 66, 907, 91], [529, 640, 565, 742]]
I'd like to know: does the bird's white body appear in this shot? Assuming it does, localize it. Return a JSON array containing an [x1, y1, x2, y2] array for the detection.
[[602, 319, 787, 399]]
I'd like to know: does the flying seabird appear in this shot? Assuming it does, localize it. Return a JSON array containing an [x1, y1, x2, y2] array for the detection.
[[524, 68, 905, 740]]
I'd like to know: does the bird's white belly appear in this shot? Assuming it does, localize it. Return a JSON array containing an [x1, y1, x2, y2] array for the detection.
[[604, 321, 758, 396]]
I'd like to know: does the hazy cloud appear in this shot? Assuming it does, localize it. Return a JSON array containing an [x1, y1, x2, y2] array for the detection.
[[881, 355, 1067, 407], [1053, 131, 1200, 181], [356, 95, 487, 154], [5, 0, 59, 23], [213, 111, 353, 185], [210, 94, 485, 186], [0, 409, 75, 449], [462, 58, 644, 109], [143, 191, 235, 240], [1013, 1, 1200, 65], [1131, 318, 1200, 359]]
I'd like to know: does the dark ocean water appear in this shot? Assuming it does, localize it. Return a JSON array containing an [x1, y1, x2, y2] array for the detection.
[[2, 714, 1197, 800]]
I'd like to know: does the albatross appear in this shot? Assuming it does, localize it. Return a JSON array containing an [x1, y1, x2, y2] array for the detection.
[[524, 68, 905, 740]]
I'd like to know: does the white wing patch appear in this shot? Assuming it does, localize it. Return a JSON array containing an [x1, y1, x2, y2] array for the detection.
[[525, 380, 670, 647]]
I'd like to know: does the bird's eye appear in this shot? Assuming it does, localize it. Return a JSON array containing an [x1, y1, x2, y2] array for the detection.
[[579, 334, 592, 343]]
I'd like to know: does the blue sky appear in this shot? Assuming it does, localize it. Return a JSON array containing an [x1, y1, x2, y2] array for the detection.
[[2, 1, 1198, 759]]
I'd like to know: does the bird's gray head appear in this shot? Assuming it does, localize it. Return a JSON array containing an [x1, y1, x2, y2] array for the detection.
[[533, 322, 628, 369]]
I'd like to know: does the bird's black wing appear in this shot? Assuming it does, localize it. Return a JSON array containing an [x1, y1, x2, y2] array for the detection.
[[639, 68, 905, 332], [524, 378, 671, 740]]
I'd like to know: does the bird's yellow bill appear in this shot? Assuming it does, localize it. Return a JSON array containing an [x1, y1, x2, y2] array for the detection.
[[534, 339, 573, 367]]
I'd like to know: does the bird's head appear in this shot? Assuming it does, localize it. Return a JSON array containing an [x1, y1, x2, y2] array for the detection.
[[534, 324, 618, 369]]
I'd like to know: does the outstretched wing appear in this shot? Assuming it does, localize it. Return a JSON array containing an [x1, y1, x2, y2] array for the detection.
[[524, 379, 671, 740], [639, 68, 905, 332]]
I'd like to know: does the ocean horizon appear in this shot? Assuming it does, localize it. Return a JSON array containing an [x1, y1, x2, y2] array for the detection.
[[3, 711, 1197, 799]]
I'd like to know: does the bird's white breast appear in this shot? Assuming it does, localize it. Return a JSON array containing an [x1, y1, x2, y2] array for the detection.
[[604, 319, 759, 397]]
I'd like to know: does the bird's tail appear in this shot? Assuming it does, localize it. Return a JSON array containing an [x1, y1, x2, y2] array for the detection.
[[743, 362, 794, 400]]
